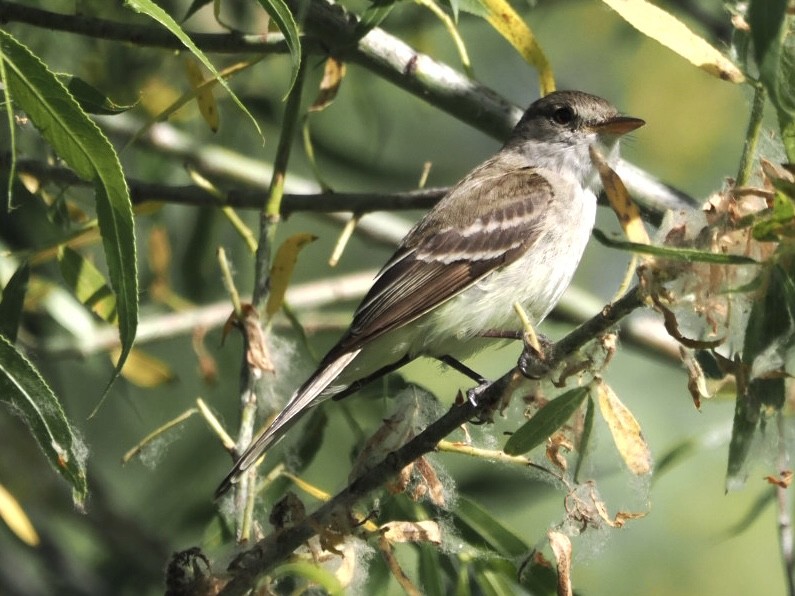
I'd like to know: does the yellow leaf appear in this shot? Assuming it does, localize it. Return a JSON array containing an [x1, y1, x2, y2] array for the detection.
[[600, 0, 744, 83], [57, 246, 117, 324], [595, 379, 652, 475], [184, 57, 220, 132], [480, 0, 555, 95], [266, 233, 318, 319], [0, 483, 39, 546], [589, 146, 650, 245], [309, 57, 346, 113], [111, 347, 176, 388]]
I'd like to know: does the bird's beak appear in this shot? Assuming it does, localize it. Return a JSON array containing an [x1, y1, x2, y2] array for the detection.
[[590, 116, 645, 136]]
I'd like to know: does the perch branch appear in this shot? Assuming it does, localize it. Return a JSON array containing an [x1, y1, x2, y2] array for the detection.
[[217, 286, 644, 594]]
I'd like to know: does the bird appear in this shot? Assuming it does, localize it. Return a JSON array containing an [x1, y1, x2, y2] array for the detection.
[[216, 90, 644, 497]]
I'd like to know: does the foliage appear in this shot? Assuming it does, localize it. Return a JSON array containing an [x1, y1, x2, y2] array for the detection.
[[0, 0, 793, 594]]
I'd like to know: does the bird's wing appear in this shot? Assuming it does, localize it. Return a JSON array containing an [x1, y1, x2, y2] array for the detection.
[[325, 167, 553, 361], [215, 168, 556, 497]]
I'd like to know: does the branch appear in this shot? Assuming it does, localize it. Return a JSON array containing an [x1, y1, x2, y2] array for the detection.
[[217, 286, 645, 595], [0, 0, 696, 212], [0, 1, 295, 54]]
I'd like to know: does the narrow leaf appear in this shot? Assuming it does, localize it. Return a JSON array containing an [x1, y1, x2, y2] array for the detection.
[[503, 387, 588, 456], [124, 0, 264, 139], [0, 262, 30, 342], [0, 335, 88, 506], [600, 0, 744, 83], [0, 45, 17, 208], [0, 483, 39, 546], [478, 0, 554, 95], [749, 2, 795, 160], [184, 57, 220, 132], [592, 229, 759, 264], [111, 347, 176, 388], [0, 31, 138, 404], [266, 233, 318, 318], [573, 394, 595, 483], [595, 380, 652, 475], [58, 246, 118, 323], [253, 0, 303, 97], [454, 496, 528, 558], [64, 76, 136, 115]]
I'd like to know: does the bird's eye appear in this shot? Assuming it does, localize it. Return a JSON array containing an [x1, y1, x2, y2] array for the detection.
[[551, 106, 574, 126]]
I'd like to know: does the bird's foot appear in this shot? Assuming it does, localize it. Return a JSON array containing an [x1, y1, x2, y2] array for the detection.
[[519, 334, 555, 379]]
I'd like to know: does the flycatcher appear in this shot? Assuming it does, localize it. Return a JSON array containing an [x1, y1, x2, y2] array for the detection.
[[217, 90, 644, 496]]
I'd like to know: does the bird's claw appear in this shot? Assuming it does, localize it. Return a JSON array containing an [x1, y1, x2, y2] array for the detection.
[[519, 335, 554, 379]]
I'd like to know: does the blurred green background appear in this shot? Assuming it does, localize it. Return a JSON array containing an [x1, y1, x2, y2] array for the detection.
[[0, 0, 785, 594]]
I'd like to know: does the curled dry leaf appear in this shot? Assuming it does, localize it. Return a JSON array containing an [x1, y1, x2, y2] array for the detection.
[[223, 304, 275, 378], [638, 180, 774, 360], [546, 435, 574, 472], [595, 379, 652, 476], [309, 57, 346, 112], [547, 531, 573, 596], [679, 346, 711, 409], [268, 491, 306, 530], [192, 326, 218, 385], [764, 470, 793, 489], [380, 520, 442, 545], [414, 456, 445, 506]]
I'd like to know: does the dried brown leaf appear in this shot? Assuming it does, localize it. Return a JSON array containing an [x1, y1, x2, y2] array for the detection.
[[595, 379, 652, 475], [380, 520, 442, 545], [765, 470, 793, 489], [547, 531, 572, 596]]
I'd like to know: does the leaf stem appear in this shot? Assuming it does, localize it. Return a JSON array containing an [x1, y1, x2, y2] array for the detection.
[[736, 83, 766, 187]]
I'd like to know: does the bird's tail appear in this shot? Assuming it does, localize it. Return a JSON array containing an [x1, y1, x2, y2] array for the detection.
[[214, 350, 360, 498]]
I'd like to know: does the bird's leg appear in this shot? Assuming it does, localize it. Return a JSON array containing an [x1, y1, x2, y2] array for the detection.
[[436, 355, 491, 407], [331, 355, 413, 401]]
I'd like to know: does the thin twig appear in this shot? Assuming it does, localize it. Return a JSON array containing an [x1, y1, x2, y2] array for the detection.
[[736, 83, 767, 187], [234, 57, 308, 541]]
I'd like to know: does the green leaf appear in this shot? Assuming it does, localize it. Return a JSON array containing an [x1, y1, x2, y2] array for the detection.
[[271, 561, 344, 595], [473, 559, 520, 596], [124, 0, 264, 139], [0, 30, 138, 409], [63, 76, 136, 115], [183, 0, 213, 22], [454, 496, 528, 558], [0, 262, 29, 342], [728, 265, 794, 487], [592, 229, 760, 264], [0, 335, 88, 507], [417, 543, 445, 596], [253, 0, 303, 97], [749, 1, 795, 160], [573, 394, 594, 483], [504, 387, 589, 456], [58, 246, 118, 323], [752, 191, 795, 241], [356, 1, 397, 36], [518, 551, 558, 595], [0, 44, 17, 208]]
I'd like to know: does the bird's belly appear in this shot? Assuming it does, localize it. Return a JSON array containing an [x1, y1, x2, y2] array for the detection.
[[411, 188, 596, 358]]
